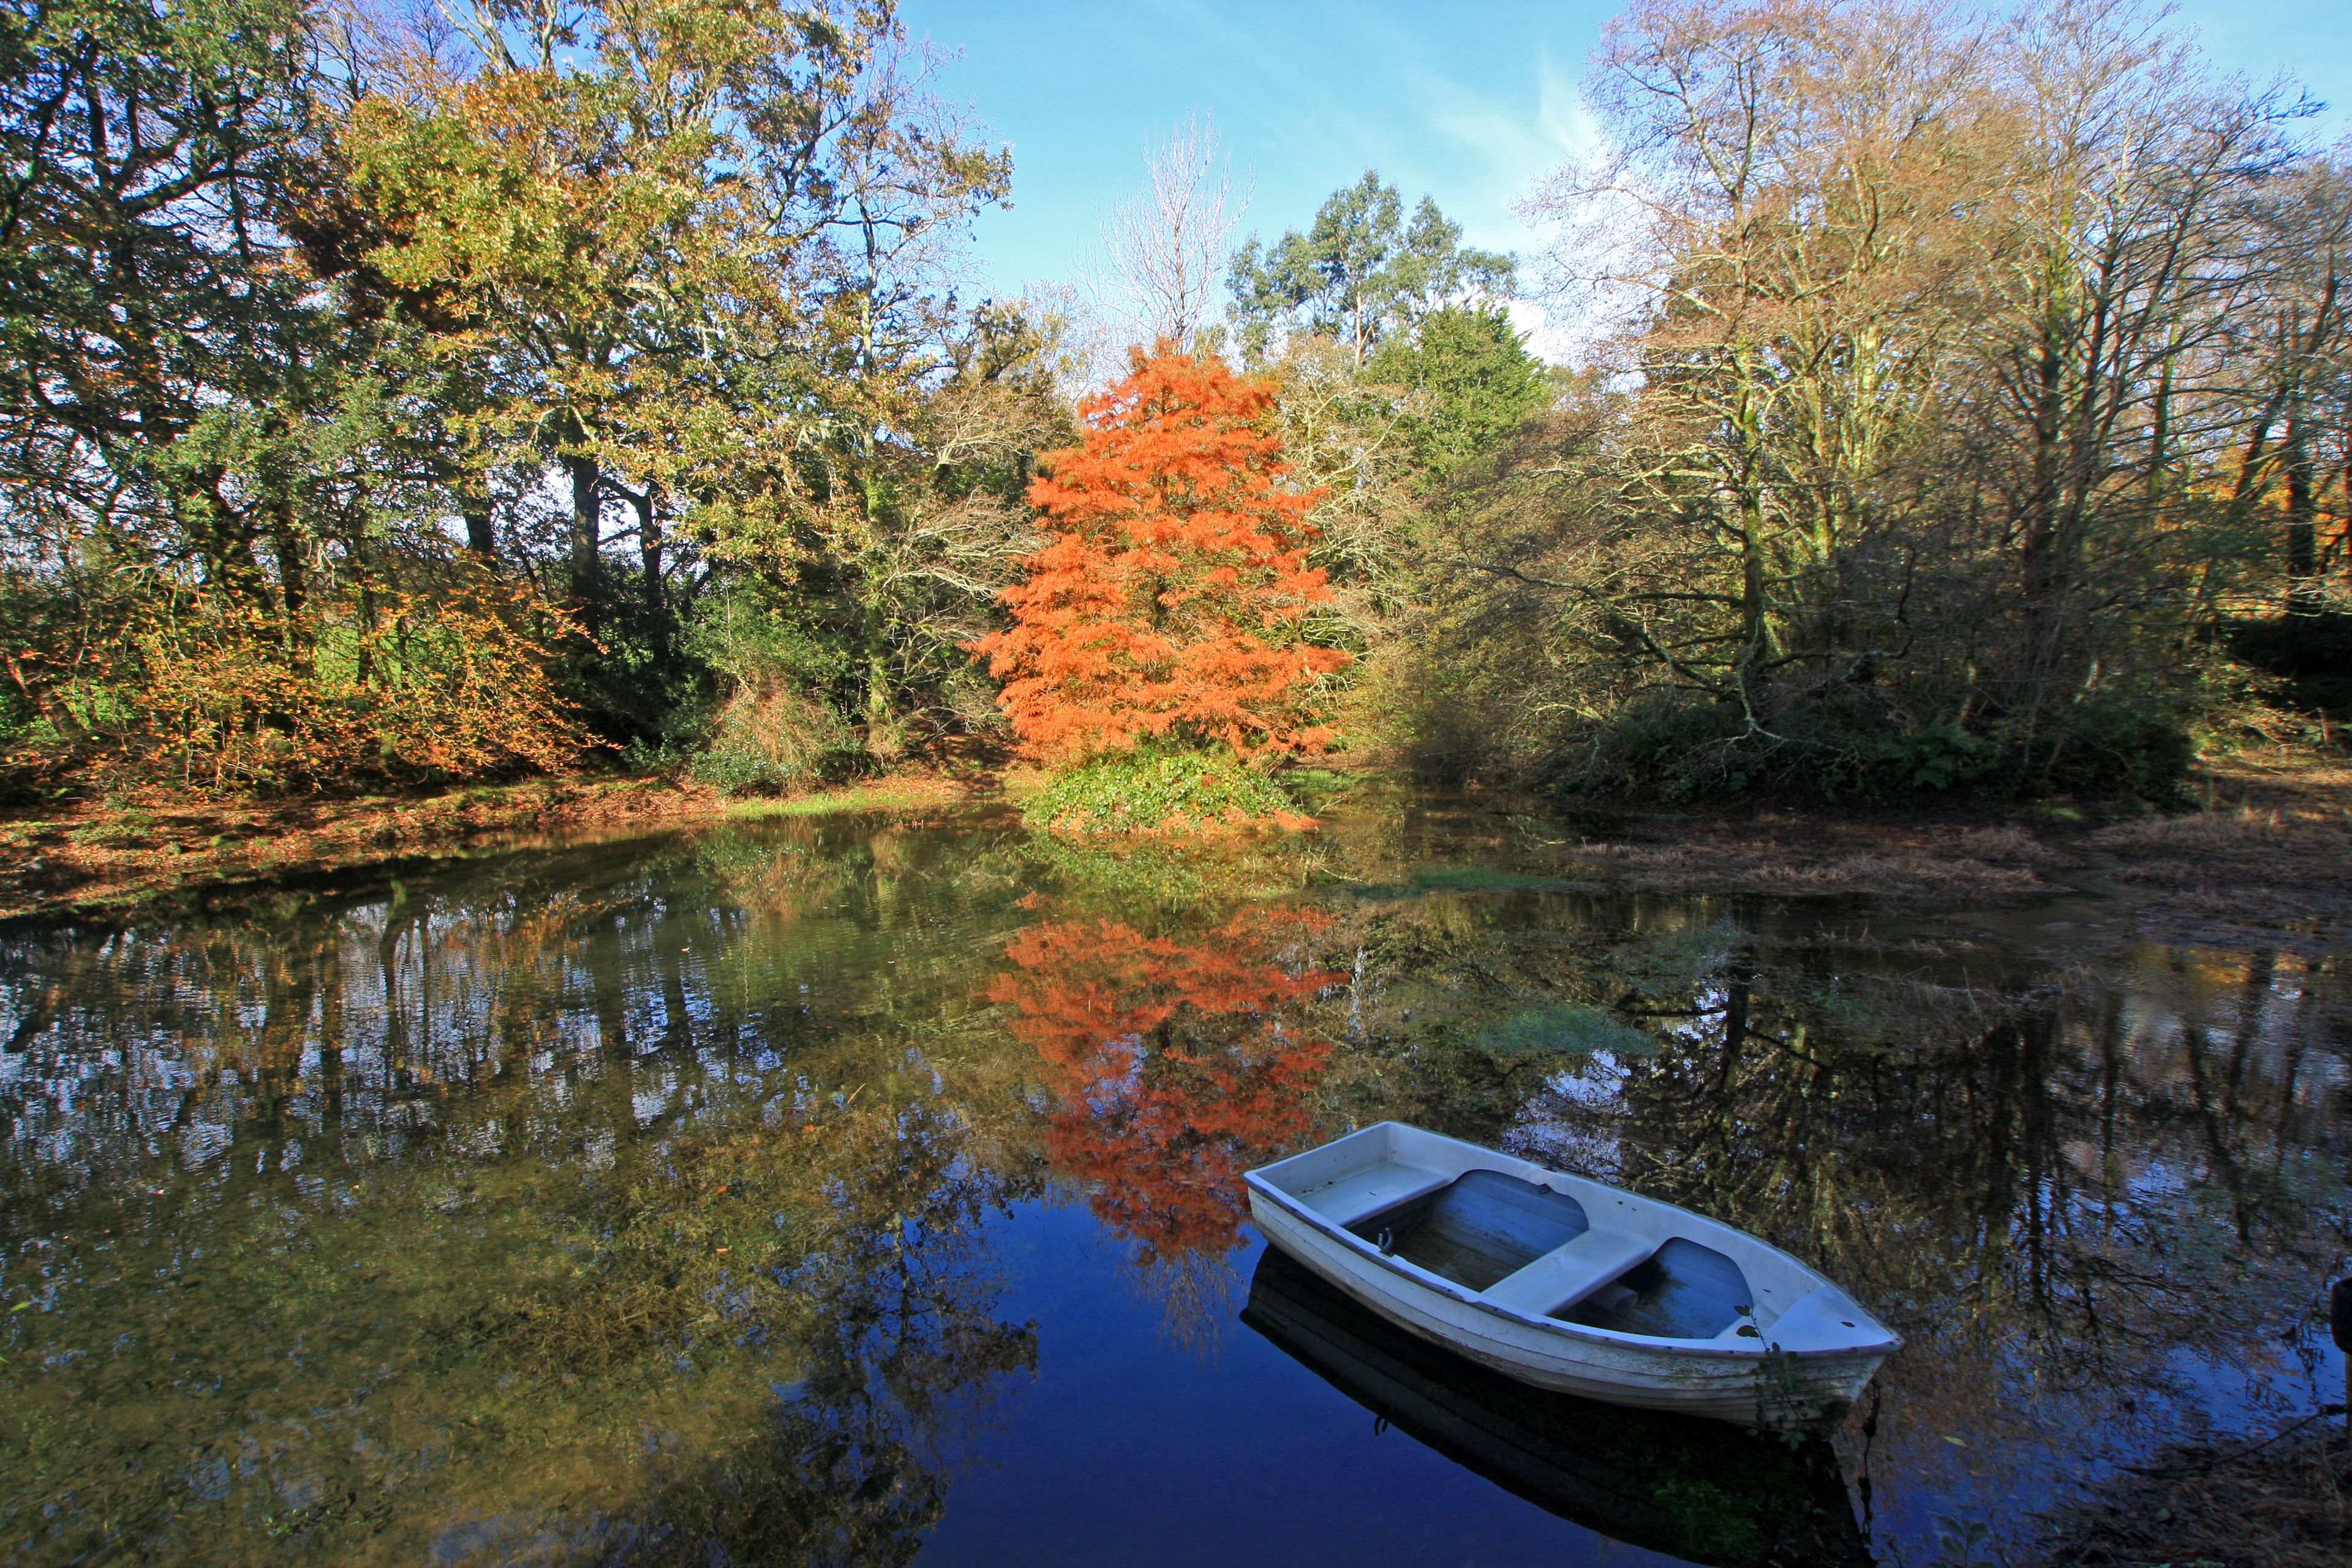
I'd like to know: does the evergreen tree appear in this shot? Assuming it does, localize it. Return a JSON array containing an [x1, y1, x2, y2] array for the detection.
[[1367, 306, 1553, 480]]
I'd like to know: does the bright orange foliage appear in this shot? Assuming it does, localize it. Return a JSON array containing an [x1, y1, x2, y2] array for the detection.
[[970, 350, 1352, 764], [987, 909, 1340, 1262]]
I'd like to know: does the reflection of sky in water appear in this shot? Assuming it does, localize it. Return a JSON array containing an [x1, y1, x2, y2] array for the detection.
[[0, 809, 2345, 1566]]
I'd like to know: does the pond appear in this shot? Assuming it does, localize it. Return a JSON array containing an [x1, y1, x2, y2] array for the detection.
[[2, 799, 2346, 1566]]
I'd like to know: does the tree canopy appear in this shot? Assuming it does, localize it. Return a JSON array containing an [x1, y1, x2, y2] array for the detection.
[[0, 0, 1065, 793], [1228, 172, 1513, 365]]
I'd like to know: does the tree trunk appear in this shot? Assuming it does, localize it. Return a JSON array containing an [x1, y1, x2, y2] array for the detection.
[[189, 470, 273, 610], [270, 490, 309, 675], [461, 470, 496, 560], [635, 486, 669, 666], [636, 488, 663, 619], [565, 452, 601, 632], [2285, 407, 2320, 617], [2014, 312, 2073, 764], [1730, 347, 1774, 706]]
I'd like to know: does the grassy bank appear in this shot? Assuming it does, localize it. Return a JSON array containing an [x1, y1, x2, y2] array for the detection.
[[0, 772, 984, 922], [718, 777, 988, 821], [2, 747, 2345, 943]]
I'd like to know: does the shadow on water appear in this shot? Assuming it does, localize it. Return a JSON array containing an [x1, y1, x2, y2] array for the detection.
[[1239, 1246, 1869, 1568]]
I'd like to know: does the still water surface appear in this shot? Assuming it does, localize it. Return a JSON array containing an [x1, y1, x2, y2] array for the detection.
[[2, 801, 2345, 1565]]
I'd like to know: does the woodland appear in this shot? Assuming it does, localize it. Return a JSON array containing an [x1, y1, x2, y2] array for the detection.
[[1, 0, 2348, 823]]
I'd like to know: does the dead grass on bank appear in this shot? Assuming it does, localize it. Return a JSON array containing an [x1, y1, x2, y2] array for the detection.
[[1558, 816, 2069, 907], [2087, 748, 2352, 950], [1540, 745, 2352, 938], [2030, 1415, 2351, 1568], [0, 776, 718, 920]]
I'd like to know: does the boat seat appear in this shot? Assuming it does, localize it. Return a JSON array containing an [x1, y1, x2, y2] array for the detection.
[[1302, 1161, 1454, 1228], [1477, 1227, 1657, 1317], [1747, 1286, 1879, 1352]]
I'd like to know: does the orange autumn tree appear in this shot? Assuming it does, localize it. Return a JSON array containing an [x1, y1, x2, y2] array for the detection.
[[971, 350, 1351, 766]]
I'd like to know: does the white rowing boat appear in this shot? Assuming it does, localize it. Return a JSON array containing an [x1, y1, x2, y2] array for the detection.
[[1243, 1121, 1900, 1427]]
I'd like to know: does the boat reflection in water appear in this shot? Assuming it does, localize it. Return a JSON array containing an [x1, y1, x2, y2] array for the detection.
[[1240, 1246, 1872, 1568]]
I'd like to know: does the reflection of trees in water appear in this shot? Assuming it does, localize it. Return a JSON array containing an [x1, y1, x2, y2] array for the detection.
[[459, 1105, 1038, 1568], [3, 813, 2345, 1564], [0, 823, 1046, 1566], [0, 820, 1017, 1215], [1569, 957, 2348, 1382], [989, 910, 1341, 1269], [1322, 891, 2350, 1550]]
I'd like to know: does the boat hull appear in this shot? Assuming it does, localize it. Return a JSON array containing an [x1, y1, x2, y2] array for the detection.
[[1240, 1247, 1872, 1567], [1247, 1185, 1885, 1427]]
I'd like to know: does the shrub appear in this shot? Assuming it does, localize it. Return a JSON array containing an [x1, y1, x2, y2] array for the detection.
[[2037, 697, 2195, 802], [1556, 684, 2191, 802], [688, 688, 866, 797], [2, 570, 588, 794], [669, 584, 871, 794], [1024, 747, 1311, 833]]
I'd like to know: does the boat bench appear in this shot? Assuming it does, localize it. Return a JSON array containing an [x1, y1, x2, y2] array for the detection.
[[1751, 1286, 1874, 1350], [1302, 1161, 1457, 1228], [1478, 1227, 1657, 1317]]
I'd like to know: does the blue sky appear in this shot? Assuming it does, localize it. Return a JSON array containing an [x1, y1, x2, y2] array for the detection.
[[899, 0, 2352, 308]]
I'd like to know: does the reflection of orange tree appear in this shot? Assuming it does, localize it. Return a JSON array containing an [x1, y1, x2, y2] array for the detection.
[[989, 910, 1340, 1263]]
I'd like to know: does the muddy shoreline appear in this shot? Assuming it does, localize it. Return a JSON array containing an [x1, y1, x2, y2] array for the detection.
[[1539, 750, 2352, 954]]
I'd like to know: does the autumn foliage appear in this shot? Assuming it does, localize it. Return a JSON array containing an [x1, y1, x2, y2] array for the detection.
[[3, 568, 586, 794], [987, 910, 1338, 1261], [971, 351, 1351, 765]]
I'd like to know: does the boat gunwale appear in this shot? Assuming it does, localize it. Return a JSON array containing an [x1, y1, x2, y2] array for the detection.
[[1243, 1123, 1902, 1362]]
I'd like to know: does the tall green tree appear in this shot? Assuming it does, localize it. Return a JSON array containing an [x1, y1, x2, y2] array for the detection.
[[1365, 306, 1552, 481], [0, 0, 1050, 794], [306, 0, 1040, 750], [0, 0, 578, 794], [1227, 172, 1513, 365], [0, 0, 320, 604]]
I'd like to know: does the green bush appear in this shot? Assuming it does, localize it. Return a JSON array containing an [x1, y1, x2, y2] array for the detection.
[[654, 584, 873, 794], [689, 688, 867, 797], [2037, 697, 2195, 802], [682, 587, 854, 697], [1556, 684, 2192, 802], [1853, 722, 1996, 793], [1025, 746, 1308, 832]]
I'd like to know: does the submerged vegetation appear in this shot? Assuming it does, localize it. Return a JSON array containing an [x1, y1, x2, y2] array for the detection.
[[1, 0, 2343, 823]]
